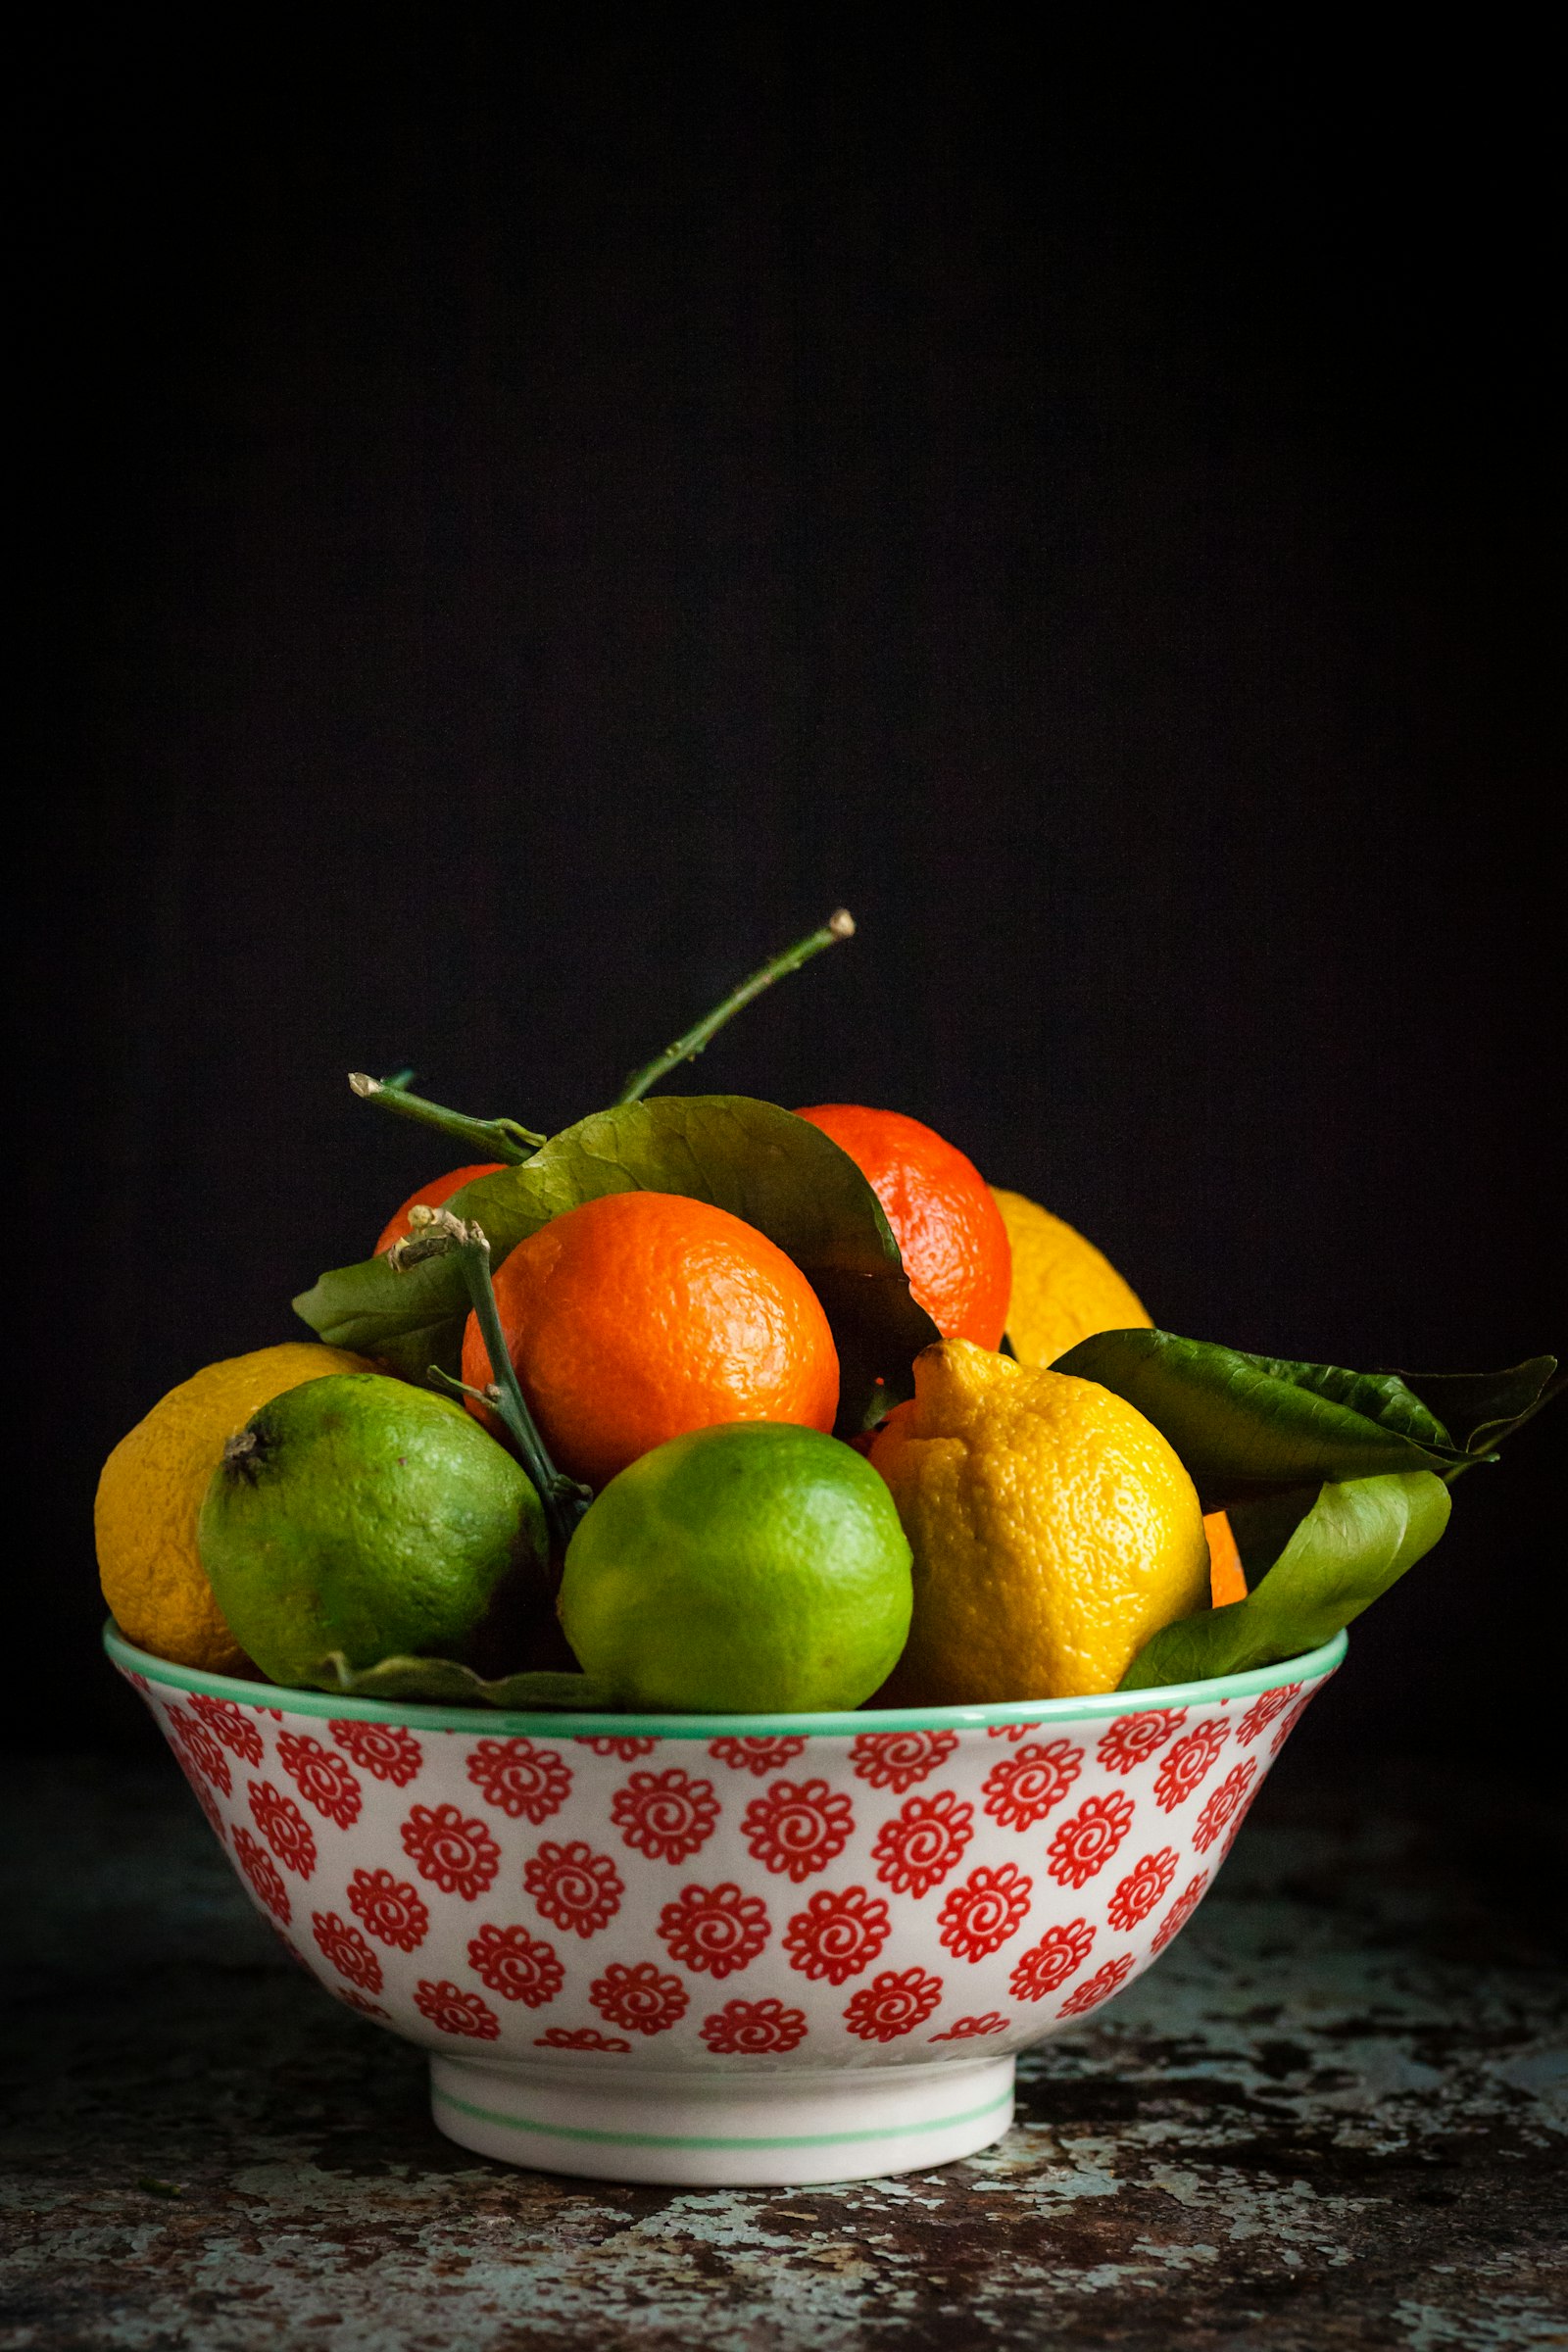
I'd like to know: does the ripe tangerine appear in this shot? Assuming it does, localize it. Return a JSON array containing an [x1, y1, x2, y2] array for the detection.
[[460, 1190, 841, 1489], [794, 1103, 1011, 1349]]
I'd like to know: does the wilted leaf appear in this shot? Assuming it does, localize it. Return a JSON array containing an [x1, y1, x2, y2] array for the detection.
[[315, 1651, 617, 1710], [1395, 1357, 1559, 1457], [294, 1096, 940, 1434], [1119, 1469, 1451, 1689]]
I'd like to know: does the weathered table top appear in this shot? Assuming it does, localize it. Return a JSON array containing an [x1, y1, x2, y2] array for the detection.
[[3, 1752, 1563, 2351]]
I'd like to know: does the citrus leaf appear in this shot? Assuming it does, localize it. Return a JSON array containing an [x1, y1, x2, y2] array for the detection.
[[291, 1253, 472, 1383], [314, 1650, 617, 1710], [1052, 1329, 1472, 1507], [1394, 1356, 1559, 1456], [1118, 1469, 1451, 1690], [294, 1096, 941, 1435]]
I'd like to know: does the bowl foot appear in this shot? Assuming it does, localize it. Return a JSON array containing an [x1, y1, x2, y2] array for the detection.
[[429, 2051, 1014, 2185]]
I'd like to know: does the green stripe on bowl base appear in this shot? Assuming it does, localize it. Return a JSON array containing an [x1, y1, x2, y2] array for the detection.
[[431, 2083, 1013, 2154]]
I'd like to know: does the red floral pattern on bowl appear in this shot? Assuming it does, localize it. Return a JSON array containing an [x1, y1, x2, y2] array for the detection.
[[109, 1628, 1341, 2087]]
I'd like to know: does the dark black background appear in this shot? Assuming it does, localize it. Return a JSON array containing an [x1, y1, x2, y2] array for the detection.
[[15, 20, 1562, 1770]]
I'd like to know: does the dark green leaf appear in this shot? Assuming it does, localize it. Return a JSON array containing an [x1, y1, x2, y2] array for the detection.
[[1393, 1357, 1559, 1456], [294, 1096, 941, 1436], [1119, 1470, 1451, 1689], [315, 1650, 618, 1710], [1225, 1487, 1319, 1589], [291, 1253, 472, 1383], [1053, 1329, 1471, 1506]]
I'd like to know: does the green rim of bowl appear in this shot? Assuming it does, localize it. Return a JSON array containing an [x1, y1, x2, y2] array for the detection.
[[104, 1618, 1347, 1740]]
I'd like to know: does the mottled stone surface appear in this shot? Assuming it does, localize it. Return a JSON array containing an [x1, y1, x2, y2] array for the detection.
[[2, 1753, 1564, 2350]]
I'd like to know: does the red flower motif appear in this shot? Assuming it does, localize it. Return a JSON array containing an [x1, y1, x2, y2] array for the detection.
[[700, 1998, 808, 2055], [190, 1694, 266, 1765], [328, 1720, 423, 1788], [783, 1886, 892, 1984], [589, 1961, 689, 2036], [1153, 1719, 1230, 1812], [467, 1923, 564, 2008], [276, 1734, 362, 1829], [985, 1722, 1034, 1741], [937, 1862, 1033, 1961], [524, 1840, 624, 1938], [167, 1705, 232, 1796], [1058, 1953, 1137, 2017], [172, 1753, 227, 1845], [1193, 1759, 1258, 1854], [573, 1736, 658, 1759], [1105, 1847, 1179, 1933], [311, 1910, 382, 1992], [872, 1789, 974, 1897], [122, 1669, 151, 1691], [336, 1986, 390, 2021], [658, 1883, 770, 1978], [248, 1781, 318, 1879], [1046, 1791, 1135, 1888], [741, 1779, 855, 1883], [1236, 1685, 1302, 1745], [849, 1729, 958, 1791], [347, 1866, 430, 1952], [1096, 1708, 1187, 1775], [400, 1803, 501, 1899], [707, 1736, 808, 1777], [1008, 1919, 1095, 2001], [1150, 1872, 1209, 1955], [232, 1825, 290, 1925], [843, 1966, 944, 2043], [611, 1768, 721, 1863], [1270, 1692, 1316, 1755], [981, 1739, 1084, 1831], [466, 1738, 572, 1825], [930, 2013, 1009, 2040], [415, 1980, 501, 2040], [534, 2026, 630, 2052]]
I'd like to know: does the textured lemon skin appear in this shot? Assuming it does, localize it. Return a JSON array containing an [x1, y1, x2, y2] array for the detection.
[[95, 1343, 374, 1671], [990, 1188, 1152, 1367], [870, 1339, 1209, 1703]]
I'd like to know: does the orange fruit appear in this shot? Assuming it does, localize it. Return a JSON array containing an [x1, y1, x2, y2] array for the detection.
[[794, 1104, 1012, 1348], [460, 1190, 841, 1489], [376, 1163, 505, 1255], [1205, 1509, 1248, 1607]]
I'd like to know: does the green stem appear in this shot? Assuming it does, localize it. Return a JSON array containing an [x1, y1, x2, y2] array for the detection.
[[451, 1230, 591, 1552], [349, 1072, 545, 1161], [616, 908, 856, 1105]]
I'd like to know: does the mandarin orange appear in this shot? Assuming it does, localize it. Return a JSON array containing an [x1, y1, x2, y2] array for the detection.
[[376, 1162, 505, 1255], [794, 1103, 1011, 1348], [1204, 1508, 1249, 1607], [460, 1190, 840, 1489]]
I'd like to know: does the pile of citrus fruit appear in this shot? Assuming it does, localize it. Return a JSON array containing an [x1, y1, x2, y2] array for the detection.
[[96, 915, 1556, 1715]]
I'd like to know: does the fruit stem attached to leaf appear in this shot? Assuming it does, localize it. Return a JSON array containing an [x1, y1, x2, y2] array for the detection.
[[615, 908, 856, 1105], [389, 1206, 590, 1551], [347, 1070, 546, 1160]]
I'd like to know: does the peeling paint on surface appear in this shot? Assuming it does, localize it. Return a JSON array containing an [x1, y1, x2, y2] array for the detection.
[[2, 1756, 1565, 2350]]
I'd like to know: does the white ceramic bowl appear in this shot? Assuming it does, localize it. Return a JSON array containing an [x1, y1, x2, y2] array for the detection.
[[106, 1622, 1344, 2186]]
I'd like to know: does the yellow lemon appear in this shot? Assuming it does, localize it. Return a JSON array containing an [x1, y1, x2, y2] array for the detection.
[[869, 1338, 1208, 1703], [96, 1342, 374, 1672], [990, 1188, 1152, 1367]]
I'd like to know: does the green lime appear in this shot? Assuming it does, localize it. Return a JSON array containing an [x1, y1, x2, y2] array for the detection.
[[198, 1373, 549, 1687], [558, 1421, 912, 1712]]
